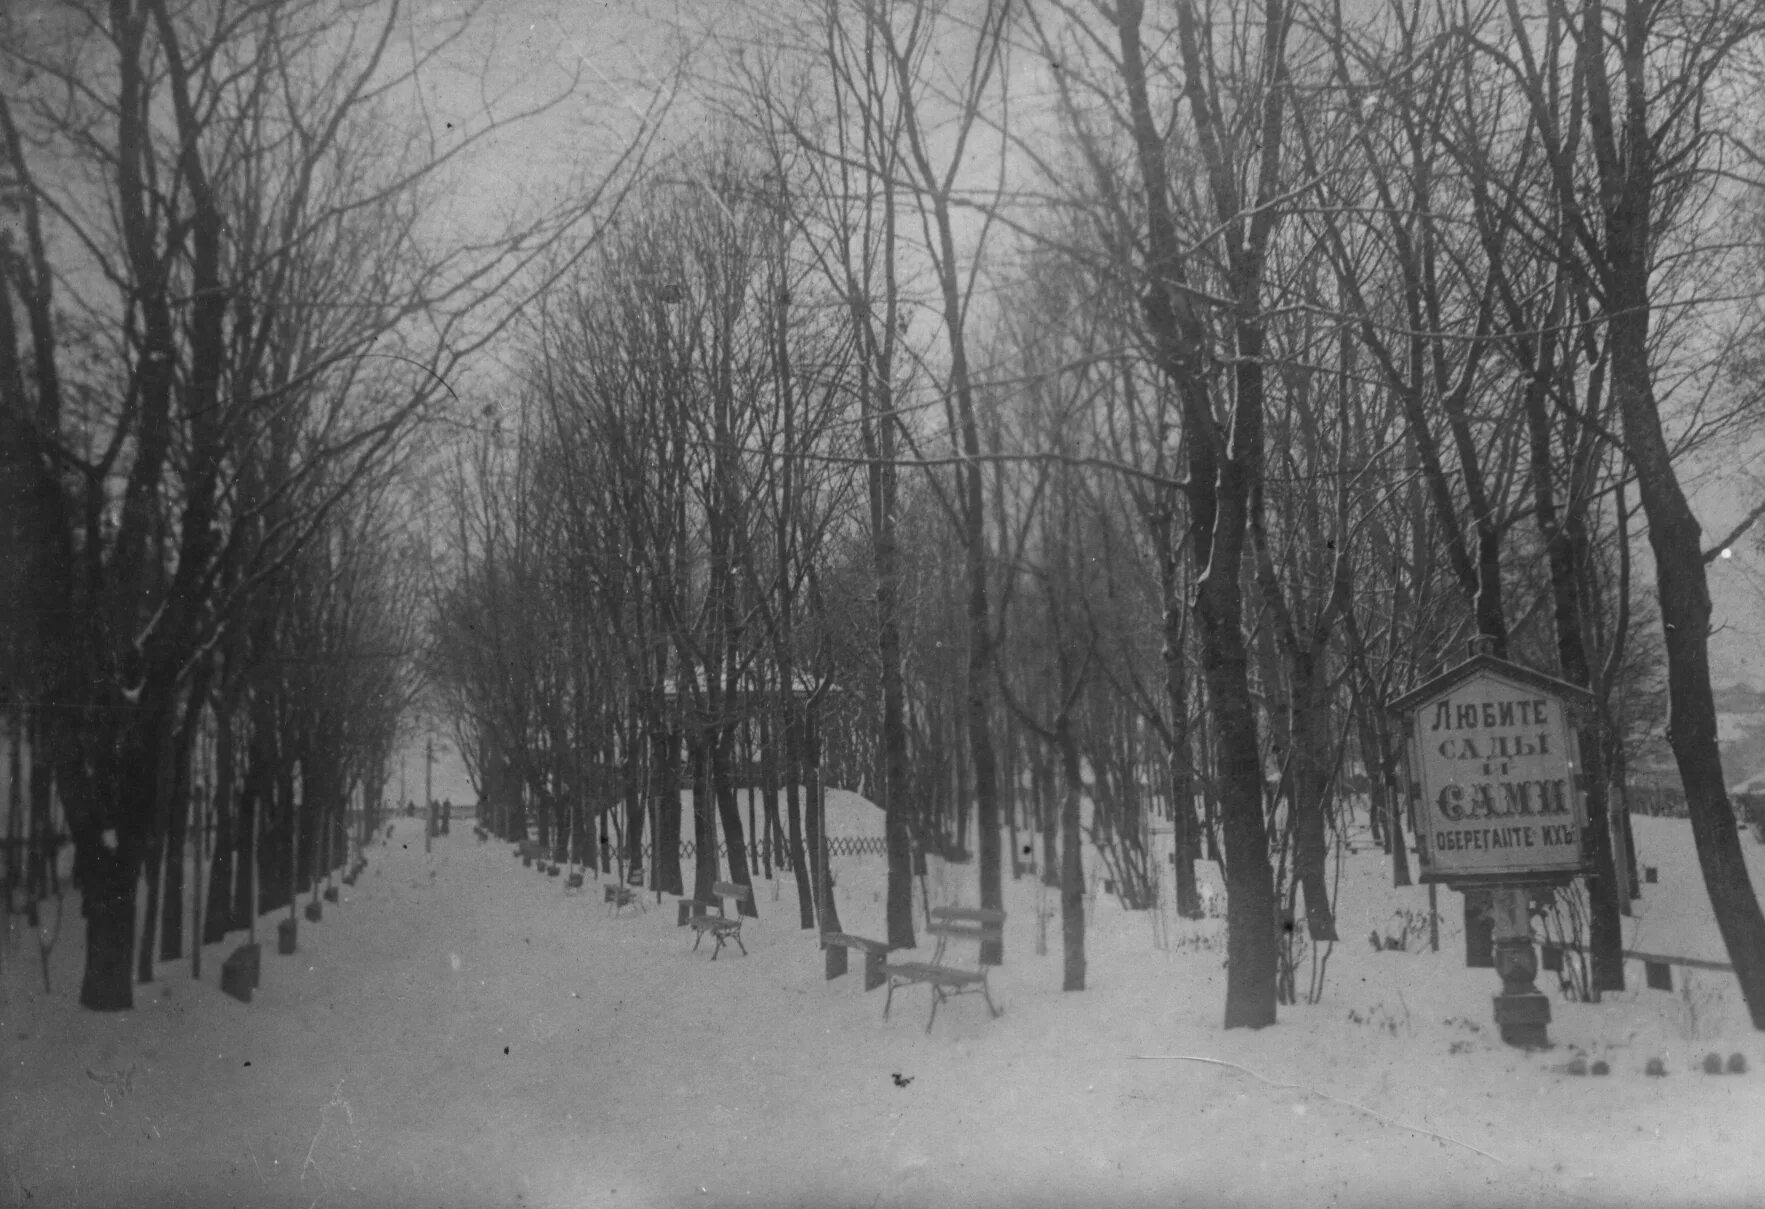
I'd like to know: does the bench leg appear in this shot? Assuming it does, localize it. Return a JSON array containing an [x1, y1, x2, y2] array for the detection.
[[925, 985, 943, 1034], [711, 934, 722, 961], [982, 978, 1001, 1019], [883, 979, 897, 1020], [692, 930, 704, 952], [733, 933, 747, 957]]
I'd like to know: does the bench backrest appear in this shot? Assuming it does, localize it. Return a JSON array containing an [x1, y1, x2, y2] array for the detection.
[[928, 906, 1004, 930], [820, 931, 888, 954], [676, 881, 754, 926], [926, 906, 1005, 955]]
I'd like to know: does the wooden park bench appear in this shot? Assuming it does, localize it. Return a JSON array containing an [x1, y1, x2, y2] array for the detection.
[[1543, 939, 1733, 993], [605, 882, 643, 915], [821, 932, 890, 990], [880, 906, 1005, 1032], [676, 881, 753, 959]]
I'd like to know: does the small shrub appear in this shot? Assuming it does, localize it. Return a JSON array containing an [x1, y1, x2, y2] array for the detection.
[[1170, 932, 1222, 955], [1590, 1060, 1610, 1076], [1728, 1053, 1749, 1075], [1702, 1052, 1724, 1075], [1369, 910, 1431, 953], [1645, 1057, 1667, 1077], [1346, 1000, 1410, 1037], [1564, 1057, 1588, 1076]]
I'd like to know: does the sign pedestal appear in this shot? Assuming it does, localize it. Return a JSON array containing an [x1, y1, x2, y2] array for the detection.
[[1488, 885, 1550, 1048]]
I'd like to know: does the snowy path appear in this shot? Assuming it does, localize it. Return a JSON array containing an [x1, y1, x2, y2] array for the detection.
[[5, 805, 1765, 1207]]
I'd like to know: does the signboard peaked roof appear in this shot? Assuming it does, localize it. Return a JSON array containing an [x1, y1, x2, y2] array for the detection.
[[1387, 651, 1593, 715]]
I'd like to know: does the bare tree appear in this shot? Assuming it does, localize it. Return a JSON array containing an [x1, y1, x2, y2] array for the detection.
[[1452, 0, 1765, 1027], [0, 0, 668, 1009]]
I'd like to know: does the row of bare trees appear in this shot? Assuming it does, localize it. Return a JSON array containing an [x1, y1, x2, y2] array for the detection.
[[1, 0, 669, 1010], [437, 0, 1765, 1032], [31, 0, 1751, 1034]]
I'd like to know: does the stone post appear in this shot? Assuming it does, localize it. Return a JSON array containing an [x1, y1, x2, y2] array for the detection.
[[1489, 884, 1550, 1048]]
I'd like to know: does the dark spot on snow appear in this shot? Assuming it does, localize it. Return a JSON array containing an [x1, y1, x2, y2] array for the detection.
[[1281, 918, 1295, 934], [504, 1046, 510, 1055], [891, 1073, 913, 1088], [243, 1061, 251, 1067]]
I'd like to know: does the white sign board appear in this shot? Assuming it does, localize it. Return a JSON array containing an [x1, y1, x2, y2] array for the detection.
[[1404, 668, 1588, 882]]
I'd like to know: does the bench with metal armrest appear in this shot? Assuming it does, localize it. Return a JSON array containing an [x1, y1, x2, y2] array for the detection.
[[605, 882, 643, 914], [880, 906, 1005, 1032], [677, 881, 753, 959]]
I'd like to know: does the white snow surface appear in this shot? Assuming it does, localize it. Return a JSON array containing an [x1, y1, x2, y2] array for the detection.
[[4, 793, 1764, 1209]]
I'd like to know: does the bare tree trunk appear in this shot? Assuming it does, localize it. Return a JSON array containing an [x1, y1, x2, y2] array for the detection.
[[1158, 512, 1203, 918], [27, 726, 54, 903], [1564, 0, 1765, 1028], [203, 707, 235, 943], [78, 836, 139, 1011], [653, 723, 684, 897], [803, 713, 841, 935], [623, 716, 645, 878], [1621, 358, 1765, 1026], [712, 728, 756, 917], [759, 713, 779, 881], [137, 831, 163, 983], [1003, 719, 1023, 881], [136, 703, 182, 984], [1036, 743, 1058, 888], [80, 711, 160, 1010], [874, 0, 1007, 962], [1288, 657, 1339, 942], [689, 734, 716, 903], [784, 708, 814, 929], [1058, 715, 1086, 991], [233, 741, 263, 928], [1114, 0, 1283, 1028], [160, 769, 188, 961]]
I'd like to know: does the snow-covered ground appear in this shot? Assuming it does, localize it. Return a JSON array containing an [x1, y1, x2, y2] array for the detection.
[[4, 793, 1763, 1209]]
